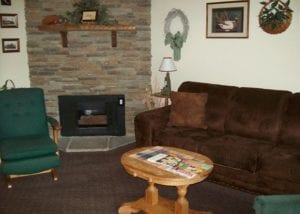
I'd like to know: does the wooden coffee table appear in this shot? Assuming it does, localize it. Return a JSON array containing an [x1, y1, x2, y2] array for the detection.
[[118, 146, 213, 214]]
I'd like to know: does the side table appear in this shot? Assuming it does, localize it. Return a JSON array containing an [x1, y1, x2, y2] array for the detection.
[[152, 92, 171, 106]]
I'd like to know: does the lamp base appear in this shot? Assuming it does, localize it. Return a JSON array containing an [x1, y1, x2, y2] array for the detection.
[[160, 72, 171, 96]]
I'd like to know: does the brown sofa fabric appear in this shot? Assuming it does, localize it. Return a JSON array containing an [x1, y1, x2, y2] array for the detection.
[[280, 93, 300, 146], [178, 81, 238, 132], [198, 135, 274, 173], [225, 87, 291, 142], [134, 106, 170, 147], [168, 92, 208, 129], [134, 81, 300, 194]]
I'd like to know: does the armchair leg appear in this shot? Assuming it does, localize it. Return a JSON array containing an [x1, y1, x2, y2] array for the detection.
[[5, 176, 12, 189], [51, 169, 58, 181]]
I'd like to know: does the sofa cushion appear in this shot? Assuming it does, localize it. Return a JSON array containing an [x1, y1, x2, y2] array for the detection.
[[225, 87, 291, 142], [0, 136, 57, 161], [168, 91, 208, 129], [259, 145, 300, 182], [280, 93, 300, 146], [198, 135, 274, 173], [178, 81, 238, 132], [154, 126, 221, 152]]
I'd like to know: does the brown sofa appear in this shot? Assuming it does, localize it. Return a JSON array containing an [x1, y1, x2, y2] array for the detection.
[[135, 81, 300, 194]]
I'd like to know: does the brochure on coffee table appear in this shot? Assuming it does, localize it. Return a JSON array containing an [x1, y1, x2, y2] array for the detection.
[[131, 146, 213, 178]]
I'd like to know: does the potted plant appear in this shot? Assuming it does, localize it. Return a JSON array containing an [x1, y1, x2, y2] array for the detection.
[[259, 0, 293, 34]]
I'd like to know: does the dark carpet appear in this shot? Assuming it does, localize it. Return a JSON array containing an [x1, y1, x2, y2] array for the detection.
[[0, 144, 256, 214]]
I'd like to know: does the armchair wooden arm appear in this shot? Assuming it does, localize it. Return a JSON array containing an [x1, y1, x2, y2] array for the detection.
[[47, 116, 61, 144]]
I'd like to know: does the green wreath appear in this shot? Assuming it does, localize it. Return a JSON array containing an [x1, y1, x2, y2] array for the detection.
[[164, 9, 189, 61]]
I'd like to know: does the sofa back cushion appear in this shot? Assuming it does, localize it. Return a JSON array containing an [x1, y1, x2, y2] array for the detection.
[[280, 93, 300, 146], [178, 81, 238, 132], [225, 87, 291, 142]]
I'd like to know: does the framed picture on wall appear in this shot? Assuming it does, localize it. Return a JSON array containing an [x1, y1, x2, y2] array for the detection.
[[206, 1, 249, 38], [0, 14, 18, 28], [2, 38, 20, 53], [1, 0, 11, 6]]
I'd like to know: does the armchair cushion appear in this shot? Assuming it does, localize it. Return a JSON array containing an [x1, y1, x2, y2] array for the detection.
[[0, 88, 49, 140], [1, 155, 60, 175], [0, 136, 57, 161], [253, 195, 300, 214]]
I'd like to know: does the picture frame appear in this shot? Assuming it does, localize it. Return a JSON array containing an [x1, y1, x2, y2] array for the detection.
[[2, 38, 20, 53], [206, 1, 249, 38], [81, 10, 97, 23], [0, 13, 18, 28], [1, 0, 11, 6]]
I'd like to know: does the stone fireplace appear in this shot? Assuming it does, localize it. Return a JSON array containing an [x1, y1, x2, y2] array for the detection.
[[25, 0, 151, 150]]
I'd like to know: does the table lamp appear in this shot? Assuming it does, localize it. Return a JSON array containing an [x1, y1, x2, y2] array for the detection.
[[159, 57, 177, 95]]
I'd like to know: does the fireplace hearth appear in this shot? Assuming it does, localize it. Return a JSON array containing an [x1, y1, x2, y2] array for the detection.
[[58, 95, 125, 136]]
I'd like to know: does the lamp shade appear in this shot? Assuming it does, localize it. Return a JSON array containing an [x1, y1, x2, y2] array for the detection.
[[159, 57, 177, 72]]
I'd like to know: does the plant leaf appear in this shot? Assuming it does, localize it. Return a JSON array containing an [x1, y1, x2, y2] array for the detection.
[[271, 1, 278, 8]]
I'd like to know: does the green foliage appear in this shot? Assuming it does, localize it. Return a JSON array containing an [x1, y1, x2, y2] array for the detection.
[[260, 0, 293, 30], [64, 0, 117, 25]]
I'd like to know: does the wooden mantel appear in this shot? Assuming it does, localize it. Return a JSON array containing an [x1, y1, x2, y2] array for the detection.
[[38, 24, 136, 48]]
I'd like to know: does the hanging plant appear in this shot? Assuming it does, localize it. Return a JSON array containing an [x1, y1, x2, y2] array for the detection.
[[64, 0, 117, 25], [164, 9, 189, 61], [259, 0, 293, 34]]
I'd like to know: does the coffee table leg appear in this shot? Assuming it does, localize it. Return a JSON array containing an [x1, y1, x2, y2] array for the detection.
[[175, 185, 189, 214], [145, 181, 158, 205]]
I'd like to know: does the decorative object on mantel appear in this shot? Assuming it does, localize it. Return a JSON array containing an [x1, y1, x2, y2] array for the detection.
[[38, 0, 135, 48], [81, 10, 97, 24], [64, 0, 116, 25], [164, 9, 189, 61], [0, 79, 15, 91], [159, 57, 177, 96], [259, 0, 293, 34]]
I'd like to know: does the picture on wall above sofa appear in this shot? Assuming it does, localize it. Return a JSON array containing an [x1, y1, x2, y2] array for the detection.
[[206, 1, 249, 38], [1, 0, 11, 6]]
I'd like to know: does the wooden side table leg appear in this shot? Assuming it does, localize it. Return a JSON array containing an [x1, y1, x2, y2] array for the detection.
[[175, 185, 189, 214], [145, 181, 158, 205]]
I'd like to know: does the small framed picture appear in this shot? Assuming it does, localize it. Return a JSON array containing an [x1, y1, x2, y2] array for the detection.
[[0, 13, 18, 28], [81, 10, 97, 23], [206, 1, 249, 38], [2, 38, 20, 53], [1, 0, 11, 6]]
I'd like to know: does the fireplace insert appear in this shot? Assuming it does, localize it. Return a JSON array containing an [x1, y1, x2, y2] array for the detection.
[[58, 95, 125, 136]]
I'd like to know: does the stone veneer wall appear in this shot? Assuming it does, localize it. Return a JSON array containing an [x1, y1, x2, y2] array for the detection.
[[25, 0, 151, 136]]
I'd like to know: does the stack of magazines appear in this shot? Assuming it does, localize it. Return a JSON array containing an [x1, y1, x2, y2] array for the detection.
[[131, 146, 213, 179]]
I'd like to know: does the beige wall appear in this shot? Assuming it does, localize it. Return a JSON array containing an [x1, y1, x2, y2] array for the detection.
[[1, 1, 300, 92], [151, 0, 300, 92], [0, 0, 30, 87]]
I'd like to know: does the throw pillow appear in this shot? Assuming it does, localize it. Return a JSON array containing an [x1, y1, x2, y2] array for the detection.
[[168, 91, 208, 129]]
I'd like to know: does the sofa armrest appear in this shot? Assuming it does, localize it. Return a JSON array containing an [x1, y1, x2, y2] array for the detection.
[[134, 106, 171, 147], [47, 116, 61, 144]]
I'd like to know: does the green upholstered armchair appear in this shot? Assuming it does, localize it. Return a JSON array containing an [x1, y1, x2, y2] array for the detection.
[[253, 195, 300, 214], [0, 88, 61, 188]]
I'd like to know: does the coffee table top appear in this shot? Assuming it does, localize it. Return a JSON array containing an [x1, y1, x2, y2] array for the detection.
[[121, 146, 213, 186]]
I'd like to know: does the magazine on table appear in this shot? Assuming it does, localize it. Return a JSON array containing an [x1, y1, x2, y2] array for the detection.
[[131, 146, 213, 179]]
